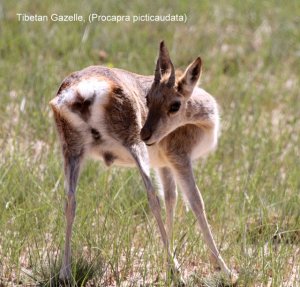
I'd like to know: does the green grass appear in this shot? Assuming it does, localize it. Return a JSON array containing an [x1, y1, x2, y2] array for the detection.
[[0, 0, 299, 286]]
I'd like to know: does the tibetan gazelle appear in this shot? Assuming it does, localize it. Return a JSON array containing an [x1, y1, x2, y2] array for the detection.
[[50, 41, 237, 284]]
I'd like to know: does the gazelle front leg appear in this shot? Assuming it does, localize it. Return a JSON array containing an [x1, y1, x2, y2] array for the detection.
[[172, 159, 237, 283], [129, 144, 185, 285], [59, 152, 82, 282]]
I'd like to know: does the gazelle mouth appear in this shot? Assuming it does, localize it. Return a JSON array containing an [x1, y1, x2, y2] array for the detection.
[[146, 142, 156, 146]]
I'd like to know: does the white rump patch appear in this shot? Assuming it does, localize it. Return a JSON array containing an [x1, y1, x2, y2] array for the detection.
[[76, 78, 110, 104], [52, 78, 110, 109]]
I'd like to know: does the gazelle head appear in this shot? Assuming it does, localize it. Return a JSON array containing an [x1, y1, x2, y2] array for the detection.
[[141, 41, 202, 146]]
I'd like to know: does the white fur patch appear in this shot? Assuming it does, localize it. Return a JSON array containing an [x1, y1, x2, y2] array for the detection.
[[76, 78, 110, 103], [50, 88, 75, 107], [53, 78, 110, 108], [191, 128, 218, 160], [58, 88, 75, 104]]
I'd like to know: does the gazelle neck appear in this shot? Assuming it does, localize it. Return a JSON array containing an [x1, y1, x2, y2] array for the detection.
[[135, 74, 154, 96]]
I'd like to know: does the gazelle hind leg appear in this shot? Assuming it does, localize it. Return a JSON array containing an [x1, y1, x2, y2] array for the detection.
[[128, 144, 185, 285], [158, 167, 177, 247], [59, 152, 82, 282]]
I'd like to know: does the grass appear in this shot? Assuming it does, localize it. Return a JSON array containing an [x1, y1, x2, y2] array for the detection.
[[0, 0, 299, 286]]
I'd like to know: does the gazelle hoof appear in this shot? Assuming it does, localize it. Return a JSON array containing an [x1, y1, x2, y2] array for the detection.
[[170, 267, 186, 286], [229, 270, 239, 284], [172, 277, 186, 287], [59, 266, 71, 283]]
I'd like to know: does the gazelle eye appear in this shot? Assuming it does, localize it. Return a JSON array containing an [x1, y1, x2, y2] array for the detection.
[[169, 101, 181, 113]]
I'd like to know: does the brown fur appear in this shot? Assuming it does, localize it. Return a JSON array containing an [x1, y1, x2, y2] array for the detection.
[[103, 151, 116, 166], [51, 108, 83, 156], [70, 92, 95, 121], [104, 85, 142, 146]]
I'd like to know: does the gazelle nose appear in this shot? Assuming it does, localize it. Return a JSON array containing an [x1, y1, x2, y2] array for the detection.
[[140, 127, 152, 142]]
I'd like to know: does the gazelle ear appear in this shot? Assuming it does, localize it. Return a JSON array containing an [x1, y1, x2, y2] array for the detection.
[[177, 57, 202, 97], [154, 41, 175, 87]]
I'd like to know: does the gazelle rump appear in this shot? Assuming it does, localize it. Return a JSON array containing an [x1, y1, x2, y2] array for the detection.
[[50, 41, 237, 284]]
